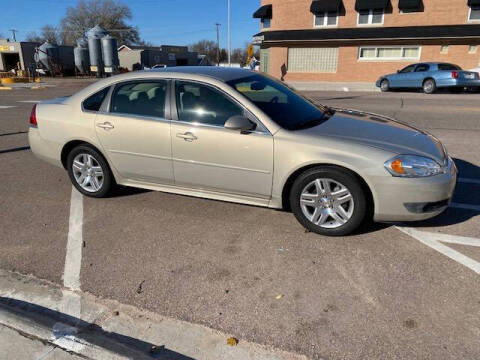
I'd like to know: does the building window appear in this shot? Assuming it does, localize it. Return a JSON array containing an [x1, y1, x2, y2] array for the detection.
[[314, 12, 338, 27], [358, 9, 384, 25], [469, 5, 480, 21], [262, 18, 271, 29], [440, 45, 449, 54], [288, 47, 338, 73], [469, 45, 478, 53], [358, 46, 421, 61]]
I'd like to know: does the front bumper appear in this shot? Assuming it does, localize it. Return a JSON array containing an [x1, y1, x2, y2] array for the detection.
[[373, 157, 457, 222]]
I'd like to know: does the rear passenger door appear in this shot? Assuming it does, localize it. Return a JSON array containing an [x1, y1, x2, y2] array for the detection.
[[410, 64, 430, 88], [94, 80, 174, 184]]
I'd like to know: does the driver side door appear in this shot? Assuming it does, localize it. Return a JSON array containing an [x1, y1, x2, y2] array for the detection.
[[170, 80, 273, 198]]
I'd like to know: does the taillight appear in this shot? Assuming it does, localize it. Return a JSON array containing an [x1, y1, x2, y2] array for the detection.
[[29, 104, 37, 127], [451, 71, 459, 79]]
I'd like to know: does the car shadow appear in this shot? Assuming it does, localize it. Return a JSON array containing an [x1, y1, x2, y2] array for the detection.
[[398, 158, 480, 228], [108, 185, 152, 198], [0, 297, 194, 359]]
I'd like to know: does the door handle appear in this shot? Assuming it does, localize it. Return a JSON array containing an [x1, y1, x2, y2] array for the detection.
[[176, 132, 197, 142], [97, 122, 114, 130]]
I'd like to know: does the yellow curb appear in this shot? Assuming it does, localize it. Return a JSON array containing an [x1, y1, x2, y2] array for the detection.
[[31, 86, 47, 90], [0, 86, 12, 90]]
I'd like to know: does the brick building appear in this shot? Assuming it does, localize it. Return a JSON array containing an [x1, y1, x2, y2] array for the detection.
[[252, 0, 480, 82]]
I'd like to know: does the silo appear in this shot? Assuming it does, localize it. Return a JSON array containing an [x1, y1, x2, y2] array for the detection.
[[101, 35, 119, 74], [36, 42, 58, 72], [74, 40, 90, 74], [87, 25, 108, 75]]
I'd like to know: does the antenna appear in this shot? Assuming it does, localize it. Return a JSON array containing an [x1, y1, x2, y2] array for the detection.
[[9, 29, 18, 42]]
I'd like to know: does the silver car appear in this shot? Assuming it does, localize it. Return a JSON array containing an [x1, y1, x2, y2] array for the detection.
[[29, 67, 457, 236]]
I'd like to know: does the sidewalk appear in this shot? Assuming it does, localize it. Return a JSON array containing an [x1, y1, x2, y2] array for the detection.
[[0, 270, 308, 360], [287, 81, 379, 92]]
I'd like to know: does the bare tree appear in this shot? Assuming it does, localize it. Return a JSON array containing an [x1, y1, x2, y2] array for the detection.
[[60, 0, 140, 46], [25, 25, 61, 44]]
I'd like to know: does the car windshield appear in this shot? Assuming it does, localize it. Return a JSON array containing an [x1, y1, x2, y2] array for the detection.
[[226, 73, 328, 130]]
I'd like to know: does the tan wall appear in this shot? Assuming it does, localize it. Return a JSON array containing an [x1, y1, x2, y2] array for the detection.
[[259, 0, 477, 31], [266, 44, 480, 82]]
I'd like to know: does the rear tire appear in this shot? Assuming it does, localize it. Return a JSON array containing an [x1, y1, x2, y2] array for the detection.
[[380, 79, 390, 92], [67, 145, 114, 198], [289, 167, 367, 236], [423, 79, 436, 94]]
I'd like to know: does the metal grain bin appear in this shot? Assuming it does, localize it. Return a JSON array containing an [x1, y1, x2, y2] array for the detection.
[[36, 41, 58, 72], [87, 25, 108, 74], [74, 40, 90, 74], [101, 35, 119, 73]]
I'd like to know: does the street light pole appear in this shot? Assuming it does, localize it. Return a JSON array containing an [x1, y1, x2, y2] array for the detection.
[[215, 23, 221, 66], [227, 0, 231, 66]]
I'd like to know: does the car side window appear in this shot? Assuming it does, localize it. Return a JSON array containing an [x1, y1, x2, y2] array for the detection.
[[175, 81, 243, 127], [83, 87, 110, 112], [415, 64, 430, 72], [399, 65, 416, 73], [438, 64, 460, 71], [110, 81, 167, 118]]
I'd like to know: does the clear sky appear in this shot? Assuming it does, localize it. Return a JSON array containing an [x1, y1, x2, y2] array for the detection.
[[0, 0, 261, 49]]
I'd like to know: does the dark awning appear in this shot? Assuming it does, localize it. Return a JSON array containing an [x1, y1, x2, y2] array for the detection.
[[468, 0, 480, 6], [355, 0, 389, 11], [255, 24, 480, 43], [310, 0, 342, 13], [253, 4, 272, 19], [398, 0, 422, 10]]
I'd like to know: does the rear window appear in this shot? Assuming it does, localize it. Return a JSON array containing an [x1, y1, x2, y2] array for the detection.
[[82, 87, 109, 112], [437, 64, 461, 71]]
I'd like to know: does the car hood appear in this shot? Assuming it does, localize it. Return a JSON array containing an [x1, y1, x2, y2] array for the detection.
[[297, 108, 446, 164]]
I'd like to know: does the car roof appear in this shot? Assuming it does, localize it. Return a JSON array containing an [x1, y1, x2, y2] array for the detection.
[[142, 66, 257, 82]]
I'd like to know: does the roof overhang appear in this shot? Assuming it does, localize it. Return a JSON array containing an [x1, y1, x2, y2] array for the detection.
[[253, 4, 272, 19], [310, 0, 342, 13], [355, 0, 390, 11], [254, 25, 480, 44]]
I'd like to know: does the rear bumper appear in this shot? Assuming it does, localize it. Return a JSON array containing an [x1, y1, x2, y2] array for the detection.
[[373, 158, 457, 222], [28, 127, 63, 168], [437, 79, 480, 88]]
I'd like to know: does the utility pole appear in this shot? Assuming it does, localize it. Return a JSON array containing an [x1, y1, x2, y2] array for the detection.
[[215, 23, 221, 66], [227, 0, 231, 66], [9, 29, 18, 42]]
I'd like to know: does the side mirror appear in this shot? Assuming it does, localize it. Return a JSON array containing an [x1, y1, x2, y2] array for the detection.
[[397, 70, 401, 73], [224, 115, 256, 132]]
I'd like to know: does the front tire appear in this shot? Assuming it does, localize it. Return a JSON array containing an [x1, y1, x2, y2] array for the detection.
[[67, 145, 113, 197], [289, 167, 367, 236], [380, 79, 390, 92], [423, 79, 436, 94]]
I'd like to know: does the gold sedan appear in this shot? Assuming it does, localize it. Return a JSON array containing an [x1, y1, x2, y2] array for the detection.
[[29, 67, 457, 236]]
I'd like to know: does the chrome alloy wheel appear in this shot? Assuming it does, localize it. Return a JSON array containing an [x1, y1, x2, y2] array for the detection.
[[300, 178, 354, 229], [71, 153, 104, 193]]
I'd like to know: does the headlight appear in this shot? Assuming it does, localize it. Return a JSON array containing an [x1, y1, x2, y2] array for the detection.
[[384, 155, 446, 177]]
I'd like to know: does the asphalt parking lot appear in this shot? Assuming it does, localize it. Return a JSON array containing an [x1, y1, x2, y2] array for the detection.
[[1, 79, 480, 359]]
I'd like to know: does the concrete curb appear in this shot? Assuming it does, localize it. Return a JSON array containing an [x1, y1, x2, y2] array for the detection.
[[0, 270, 309, 360], [287, 81, 380, 92]]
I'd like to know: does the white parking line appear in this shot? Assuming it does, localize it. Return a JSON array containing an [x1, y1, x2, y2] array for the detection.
[[0, 106, 16, 109], [458, 177, 480, 185], [397, 227, 480, 275], [63, 187, 83, 291]]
